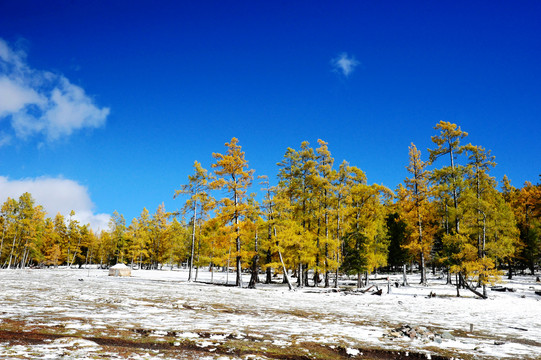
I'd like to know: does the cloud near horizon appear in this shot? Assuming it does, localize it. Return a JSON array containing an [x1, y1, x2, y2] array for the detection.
[[331, 52, 360, 77], [0, 38, 109, 145], [0, 176, 111, 231]]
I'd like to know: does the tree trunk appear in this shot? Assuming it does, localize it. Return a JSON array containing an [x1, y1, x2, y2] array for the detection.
[[277, 247, 293, 290], [334, 197, 342, 289], [420, 252, 426, 285], [460, 273, 487, 299], [7, 231, 17, 269], [0, 225, 6, 264], [248, 230, 259, 289], [234, 191, 242, 288], [188, 203, 197, 282], [314, 215, 320, 287], [402, 264, 409, 286], [334, 257, 339, 288], [195, 223, 202, 281], [265, 248, 272, 284], [324, 269, 329, 288], [297, 264, 303, 287], [417, 206, 426, 285], [226, 245, 231, 285], [248, 257, 259, 289], [449, 147, 460, 233]]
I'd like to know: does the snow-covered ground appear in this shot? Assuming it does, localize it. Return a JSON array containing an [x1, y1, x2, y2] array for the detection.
[[0, 267, 540, 359]]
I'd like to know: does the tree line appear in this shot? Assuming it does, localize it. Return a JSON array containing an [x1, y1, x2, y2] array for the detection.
[[1, 121, 540, 297]]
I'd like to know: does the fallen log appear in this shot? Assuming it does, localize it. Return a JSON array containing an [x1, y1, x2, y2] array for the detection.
[[460, 273, 487, 299], [371, 289, 383, 296], [360, 285, 375, 294]]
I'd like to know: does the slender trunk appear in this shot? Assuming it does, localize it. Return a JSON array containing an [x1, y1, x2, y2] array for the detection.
[[417, 207, 426, 285], [70, 243, 79, 267], [334, 254, 339, 288], [265, 248, 272, 284], [248, 229, 259, 289], [277, 247, 293, 290], [482, 213, 486, 258], [20, 240, 29, 269], [314, 211, 320, 287], [476, 169, 483, 259], [234, 191, 242, 288], [7, 231, 17, 269], [235, 237, 241, 287], [26, 249, 33, 268], [0, 224, 6, 263], [334, 200, 341, 289], [444, 204, 449, 235], [402, 264, 409, 286], [324, 257, 329, 288], [324, 200, 329, 288], [356, 272, 362, 289], [195, 223, 201, 281], [449, 146, 460, 233], [265, 220, 273, 284], [226, 244, 231, 285], [188, 202, 197, 282], [420, 252, 426, 285], [19, 231, 29, 268], [265, 189, 274, 284]]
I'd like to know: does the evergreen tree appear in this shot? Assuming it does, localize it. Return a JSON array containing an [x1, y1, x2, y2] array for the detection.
[[211, 137, 254, 287], [429, 121, 471, 296], [398, 143, 435, 285], [385, 212, 409, 271], [108, 210, 126, 264], [341, 230, 369, 288], [507, 180, 541, 274], [175, 161, 215, 281], [315, 139, 337, 287]]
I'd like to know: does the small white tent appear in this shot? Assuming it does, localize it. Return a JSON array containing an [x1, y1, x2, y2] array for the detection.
[[108, 263, 131, 277]]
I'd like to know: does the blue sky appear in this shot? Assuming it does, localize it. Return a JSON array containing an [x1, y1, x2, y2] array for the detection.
[[0, 1, 540, 229]]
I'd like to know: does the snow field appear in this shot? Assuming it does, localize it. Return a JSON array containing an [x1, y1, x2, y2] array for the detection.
[[0, 268, 540, 359]]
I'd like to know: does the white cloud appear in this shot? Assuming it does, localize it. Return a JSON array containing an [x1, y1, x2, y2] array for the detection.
[[331, 52, 360, 77], [0, 38, 109, 144], [0, 176, 110, 231], [0, 77, 45, 115]]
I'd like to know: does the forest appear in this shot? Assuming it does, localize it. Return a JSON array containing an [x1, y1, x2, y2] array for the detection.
[[1, 121, 540, 298]]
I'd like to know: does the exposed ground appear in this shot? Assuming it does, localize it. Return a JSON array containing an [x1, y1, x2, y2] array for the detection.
[[0, 268, 540, 359]]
